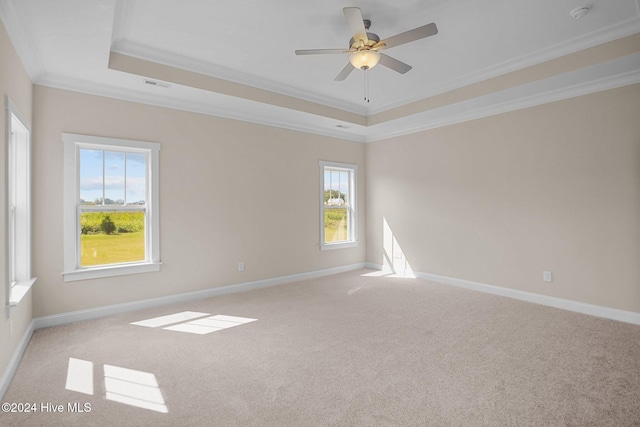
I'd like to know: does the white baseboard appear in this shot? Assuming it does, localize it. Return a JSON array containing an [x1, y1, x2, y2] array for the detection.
[[365, 263, 640, 325], [3, 262, 363, 400], [33, 262, 367, 330], [7, 261, 636, 401], [0, 320, 34, 400], [1, 263, 364, 400]]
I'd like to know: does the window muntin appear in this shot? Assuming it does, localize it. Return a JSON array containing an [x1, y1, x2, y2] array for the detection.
[[63, 134, 160, 281], [320, 161, 357, 250]]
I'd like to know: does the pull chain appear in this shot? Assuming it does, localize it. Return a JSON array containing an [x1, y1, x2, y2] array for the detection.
[[363, 68, 371, 103]]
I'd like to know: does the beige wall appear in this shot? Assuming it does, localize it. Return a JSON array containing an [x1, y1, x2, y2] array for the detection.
[[3, 11, 639, 390], [32, 86, 366, 317], [0, 20, 33, 381], [366, 84, 640, 313]]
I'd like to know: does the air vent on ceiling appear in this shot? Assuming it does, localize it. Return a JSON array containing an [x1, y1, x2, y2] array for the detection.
[[143, 79, 170, 88], [570, 5, 591, 19]]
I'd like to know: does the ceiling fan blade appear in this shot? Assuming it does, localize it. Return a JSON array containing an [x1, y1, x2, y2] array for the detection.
[[334, 63, 355, 81], [379, 23, 438, 49], [295, 49, 349, 55], [343, 7, 368, 44], [378, 53, 412, 74]]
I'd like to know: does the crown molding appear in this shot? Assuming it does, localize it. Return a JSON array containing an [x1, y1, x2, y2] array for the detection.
[[368, 10, 640, 114], [36, 73, 367, 143], [32, 49, 640, 145], [110, 39, 368, 117], [365, 53, 640, 142]]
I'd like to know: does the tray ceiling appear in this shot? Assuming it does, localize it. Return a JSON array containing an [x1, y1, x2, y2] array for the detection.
[[1, 0, 639, 141]]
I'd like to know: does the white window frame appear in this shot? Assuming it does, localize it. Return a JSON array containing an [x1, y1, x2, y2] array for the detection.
[[319, 161, 358, 250], [62, 133, 160, 281], [5, 97, 36, 313]]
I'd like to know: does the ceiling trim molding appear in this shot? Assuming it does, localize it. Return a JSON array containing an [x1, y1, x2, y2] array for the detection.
[[34, 51, 640, 145], [35, 73, 367, 143], [368, 12, 640, 114], [368, 32, 640, 126], [365, 54, 640, 142], [108, 51, 368, 126], [110, 41, 367, 116], [109, 0, 366, 115]]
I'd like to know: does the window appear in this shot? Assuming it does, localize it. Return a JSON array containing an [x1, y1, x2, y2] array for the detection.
[[320, 161, 357, 250], [5, 97, 36, 309], [63, 133, 160, 281]]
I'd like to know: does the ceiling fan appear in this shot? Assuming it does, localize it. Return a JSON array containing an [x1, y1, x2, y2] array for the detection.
[[295, 7, 438, 82]]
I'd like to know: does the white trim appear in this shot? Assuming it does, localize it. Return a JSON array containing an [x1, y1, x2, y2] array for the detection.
[[321, 241, 359, 251], [35, 263, 366, 329], [367, 13, 640, 114], [9, 278, 36, 307], [365, 53, 640, 142], [37, 74, 368, 143], [63, 133, 160, 152], [365, 263, 640, 325], [319, 161, 358, 250], [0, 320, 34, 400], [62, 262, 161, 282], [62, 133, 161, 281], [3, 261, 636, 400], [110, 39, 367, 116], [5, 97, 35, 316], [0, 263, 362, 399], [34, 53, 640, 145], [32, 47, 640, 145]]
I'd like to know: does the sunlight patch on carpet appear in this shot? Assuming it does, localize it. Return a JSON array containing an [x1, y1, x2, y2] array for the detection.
[[65, 358, 168, 413], [130, 311, 210, 328], [131, 311, 257, 335], [163, 315, 257, 335], [65, 358, 94, 395], [104, 364, 168, 413]]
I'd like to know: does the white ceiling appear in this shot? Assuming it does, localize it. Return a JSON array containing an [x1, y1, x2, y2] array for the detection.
[[1, 0, 639, 142]]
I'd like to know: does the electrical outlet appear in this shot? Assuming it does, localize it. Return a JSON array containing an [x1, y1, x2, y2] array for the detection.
[[543, 271, 552, 282], [237, 262, 245, 272]]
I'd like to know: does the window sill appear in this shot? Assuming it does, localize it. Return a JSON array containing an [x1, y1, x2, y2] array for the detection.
[[9, 278, 37, 308], [63, 262, 161, 282], [321, 241, 358, 251]]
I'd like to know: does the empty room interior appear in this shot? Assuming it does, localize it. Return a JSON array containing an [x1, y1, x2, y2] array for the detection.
[[1, 1, 640, 425]]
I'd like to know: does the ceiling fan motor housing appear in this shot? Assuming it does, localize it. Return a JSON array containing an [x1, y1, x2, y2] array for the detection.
[[349, 32, 380, 49]]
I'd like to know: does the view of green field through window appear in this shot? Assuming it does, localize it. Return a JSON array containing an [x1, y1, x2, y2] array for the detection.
[[324, 169, 350, 243], [80, 211, 145, 266], [79, 149, 147, 267]]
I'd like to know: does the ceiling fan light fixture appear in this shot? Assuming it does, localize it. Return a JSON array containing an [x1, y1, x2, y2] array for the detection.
[[350, 50, 380, 70]]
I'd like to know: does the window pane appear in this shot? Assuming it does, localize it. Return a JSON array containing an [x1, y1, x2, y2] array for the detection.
[[80, 210, 145, 267], [324, 208, 349, 243], [8, 133, 16, 284], [104, 151, 125, 205], [325, 169, 347, 206], [126, 153, 147, 205], [340, 171, 349, 205], [80, 149, 103, 205]]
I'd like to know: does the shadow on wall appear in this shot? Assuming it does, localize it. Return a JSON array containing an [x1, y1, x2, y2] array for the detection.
[[364, 217, 415, 279]]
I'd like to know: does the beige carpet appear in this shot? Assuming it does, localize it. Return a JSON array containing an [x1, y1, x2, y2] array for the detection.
[[2, 269, 639, 426]]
